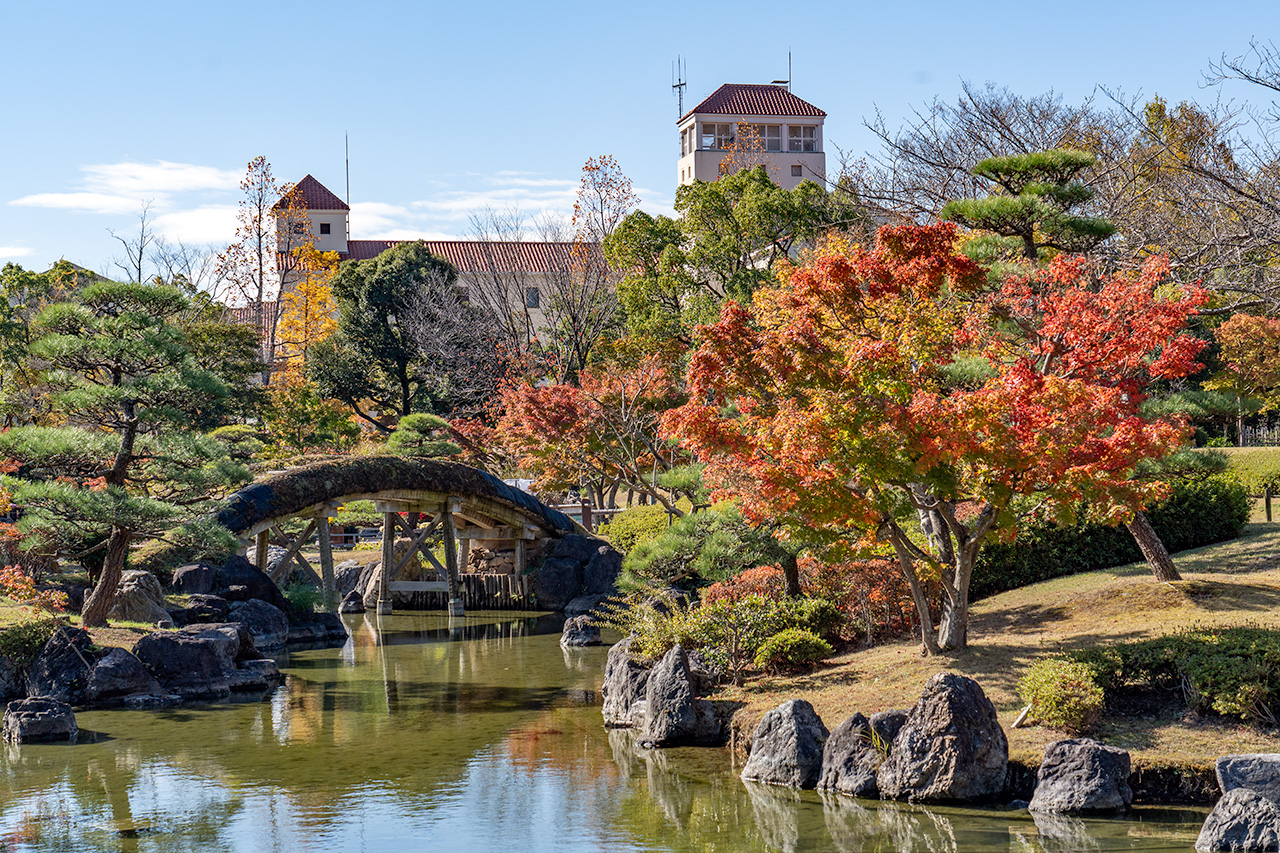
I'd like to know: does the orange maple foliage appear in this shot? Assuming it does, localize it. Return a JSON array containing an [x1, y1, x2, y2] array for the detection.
[[664, 222, 1206, 652]]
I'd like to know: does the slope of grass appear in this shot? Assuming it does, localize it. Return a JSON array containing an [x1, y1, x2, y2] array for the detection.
[[730, 510, 1280, 767]]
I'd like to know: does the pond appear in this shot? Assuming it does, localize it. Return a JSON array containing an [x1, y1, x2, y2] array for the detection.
[[0, 611, 1207, 852]]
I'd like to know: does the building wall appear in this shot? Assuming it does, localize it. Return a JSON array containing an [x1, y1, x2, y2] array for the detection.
[[306, 209, 349, 254], [676, 114, 825, 190]]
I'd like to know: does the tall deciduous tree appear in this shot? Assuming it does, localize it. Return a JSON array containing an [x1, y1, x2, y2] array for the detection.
[[664, 223, 1205, 653], [0, 282, 248, 626]]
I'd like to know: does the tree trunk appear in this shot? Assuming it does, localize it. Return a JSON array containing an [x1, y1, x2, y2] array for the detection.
[[80, 526, 132, 628], [780, 552, 802, 598], [1126, 511, 1181, 582], [888, 533, 940, 655]]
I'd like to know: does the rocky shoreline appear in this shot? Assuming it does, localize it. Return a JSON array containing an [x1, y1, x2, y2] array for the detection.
[[600, 637, 1280, 852]]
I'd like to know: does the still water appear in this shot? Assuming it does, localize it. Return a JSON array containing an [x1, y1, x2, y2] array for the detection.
[[1, 612, 1206, 852]]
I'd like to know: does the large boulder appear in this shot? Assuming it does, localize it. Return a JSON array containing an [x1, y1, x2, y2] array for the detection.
[[601, 636, 650, 728], [532, 557, 584, 611], [228, 599, 289, 650], [85, 648, 165, 704], [639, 646, 699, 747], [26, 627, 101, 704], [106, 570, 170, 625], [1197, 788, 1280, 852], [818, 712, 883, 797], [741, 699, 830, 788], [169, 594, 231, 627], [333, 559, 364, 596], [564, 593, 611, 616], [1029, 738, 1132, 814], [171, 564, 215, 595], [0, 654, 21, 702], [560, 615, 601, 647], [339, 589, 365, 614], [550, 534, 602, 564], [583, 546, 622, 596], [877, 672, 1008, 803], [3, 697, 77, 743], [181, 623, 257, 664], [870, 709, 909, 747], [1217, 754, 1280, 803], [133, 629, 234, 699], [215, 555, 290, 612]]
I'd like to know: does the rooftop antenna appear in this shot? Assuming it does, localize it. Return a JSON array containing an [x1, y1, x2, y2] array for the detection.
[[771, 50, 792, 91], [672, 56, 687, 117], [344, 132, 350, 206]]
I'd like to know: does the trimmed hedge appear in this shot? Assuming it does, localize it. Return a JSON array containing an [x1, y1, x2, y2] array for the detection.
[[1208, 447, 1280, 494], [596, 504, 673, 552], [972, 476, 1249, 600]]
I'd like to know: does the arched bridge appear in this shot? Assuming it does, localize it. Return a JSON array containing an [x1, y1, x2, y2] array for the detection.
[[216, 456, 582, 615]]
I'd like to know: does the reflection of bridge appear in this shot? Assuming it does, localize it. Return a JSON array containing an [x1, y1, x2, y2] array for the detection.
[[215, 456, 581, 615]]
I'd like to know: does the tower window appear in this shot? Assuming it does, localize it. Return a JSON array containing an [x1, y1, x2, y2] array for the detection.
[[791, 165, 803, 177], [789, 125, 817, 152], [319, 222, 331, 235], [701, 123, 733, 150], [526, 287, 541, 309]]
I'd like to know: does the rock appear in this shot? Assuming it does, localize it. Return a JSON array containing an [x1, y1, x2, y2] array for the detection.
[[228, 599, 289, 650], [639, 646, 699, 747], [877, 672, 1008, 803], [870, 709, 909, 748], [170, 594, 231, 627], [550, 534, 602, 564], [287, 625, 323, 643], [1217, 754, 1280, 803], [1196, 788, 1280, 852], [0, 654, 21, 702], [339, 590, 365, 613], [358, 562, 380, 607], [1029, 738, 1132, 814], [238, 658, 281, 681], [171, 564, 215, 595], [105, 570, 170, 624], [564, 593, 611, 616], [686, 649, 725, 693], [215, 555, 290, 612], [26, 627, 100, 705], [122, 693, 180, 710], [601, 636, 650, 728], [560, 615, 601, 647], [181, 623, 256, 663], [310, 612, 348, 640], [222, 584, 252, 602], [818, 712, 883, 797], [85, 648, 164, 704], [333, 559, 364, 596], [741, 698, 829, 788], [3, 697, 77, 743], [532, 557, 584, 611], [583, 546, 622, 595], [133, 629, 235, 699]]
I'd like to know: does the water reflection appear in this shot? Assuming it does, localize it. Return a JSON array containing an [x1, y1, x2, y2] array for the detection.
[[0, 611, 1207, 852]]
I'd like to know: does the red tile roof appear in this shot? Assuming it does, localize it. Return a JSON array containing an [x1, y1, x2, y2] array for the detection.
[[275, 175, 350, 211], [345, 240, 584, 274], [680, 83, 826, 123]]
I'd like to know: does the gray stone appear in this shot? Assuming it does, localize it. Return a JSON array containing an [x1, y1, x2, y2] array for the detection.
[[85, 648, 164, 704], [339, 589, 366, 613], [238, 658, 281, 681], [1218, 755, 1280, 803], [122, 693, 180, 710], [741, 698, 829, 788], [686, 649, 725, 693], [180, 623, 254, 664], [601, 636, 650, 728], [287, 625, 323, 643], [1029, 738, 1132, 813], [532, 557, 584, 611], [560, 615, 601, 647], [171, 564, 215, 595], [106, 570, 170, 625], [877, 672, 1008, 803], [564, 593, 611, 616], [1197, 788, 1280, 852], [216, 555, 290, 612], [550, 534, 603, 564], [133, 629, 233, 699], [310, 612, 348, 640], [228, 599, 289, 650], [3, 697, 77, 743], [170, 594, 231, 627], [333, 559, 364, 596], [639, 646, 698, 747], [26, 627, 100, 705], [870, 709, 909, 748], [818, 712, 882, 797], [583, 546, 623, 595], [0, 654, 21, 702]]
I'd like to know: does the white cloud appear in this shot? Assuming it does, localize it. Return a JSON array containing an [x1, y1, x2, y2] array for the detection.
[[151, 205, 240, 245], [10, 192, 143, 215], [9, 160, 240, 215], [0, 246, 34, 259]]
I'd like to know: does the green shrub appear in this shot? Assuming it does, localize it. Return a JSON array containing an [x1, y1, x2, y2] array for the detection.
[[777, 597, 844, 640], [284, 580, 324, 614], [754, 628, 833, 673], [597, 504, 673, 553], [1018, 656, 1106, 734], [1211, 447, 1280, 494], [972, 476, 1249, 599], [334, 499, 381, 529], [0, 618, 61, 666]]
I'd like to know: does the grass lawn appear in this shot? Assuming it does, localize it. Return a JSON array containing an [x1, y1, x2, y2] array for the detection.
[[728, 506, 1280, 768]]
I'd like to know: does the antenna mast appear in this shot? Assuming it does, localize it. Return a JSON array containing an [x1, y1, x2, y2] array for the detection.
[[672, 56, 687, 118], [345, 133, 351, 243]]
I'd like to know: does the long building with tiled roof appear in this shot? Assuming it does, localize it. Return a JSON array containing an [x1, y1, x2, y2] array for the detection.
[[677, 83, 826, 190]]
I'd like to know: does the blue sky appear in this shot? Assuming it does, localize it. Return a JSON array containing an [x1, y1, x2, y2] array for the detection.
[[1, 0, 1276, 279]]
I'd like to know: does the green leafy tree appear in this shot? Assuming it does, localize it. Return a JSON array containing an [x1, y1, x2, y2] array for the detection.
[[386, 413, 461, 458], [0, 282, 249, 626]]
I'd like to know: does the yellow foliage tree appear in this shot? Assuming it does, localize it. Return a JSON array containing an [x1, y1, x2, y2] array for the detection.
[[275, 244, 339, 385]]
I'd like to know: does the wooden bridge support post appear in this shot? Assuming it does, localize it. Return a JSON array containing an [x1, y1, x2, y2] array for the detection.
[[317, 514, 337, 613], [443, 508, 464, 617], [377, 511, 395, 615], [255, 530, 270, 573]]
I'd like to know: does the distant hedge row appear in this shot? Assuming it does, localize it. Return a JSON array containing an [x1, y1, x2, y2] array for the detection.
[[1207, 447, 1280, 494], [971, 476, 1250, 600]]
